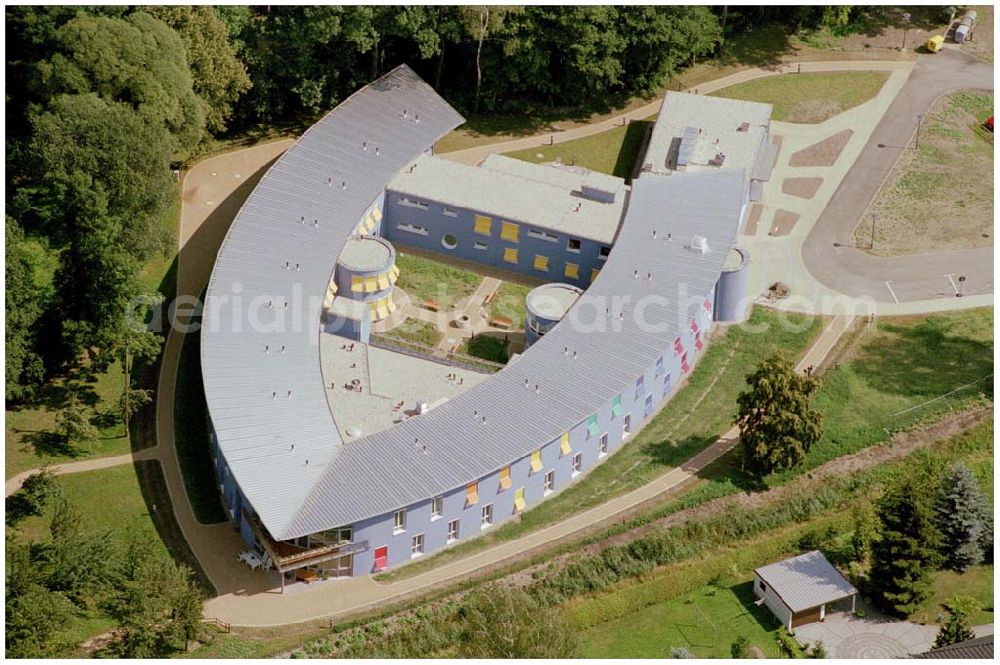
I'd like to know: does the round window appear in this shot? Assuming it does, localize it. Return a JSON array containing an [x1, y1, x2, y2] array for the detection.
[[441, 234, 458, 250]]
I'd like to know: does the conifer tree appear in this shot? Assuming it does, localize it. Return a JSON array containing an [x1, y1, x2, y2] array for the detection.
[[933, 463, 988, 572]]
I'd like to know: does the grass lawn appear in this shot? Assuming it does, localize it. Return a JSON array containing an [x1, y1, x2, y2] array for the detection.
[[394, 251, 483, 311], [375, 318, 442, 348], [909, 565, 995, 626], [5, 361, 131, 478], [376, 306, 823, 581], [488, 280, 531, 330], [175, 328, 227, 524], [856, 90, 994, 256], [710, 70, 889, 123], [578, 579, 782, 658], [461, 335, 510, 364], [503, 115, 655, 180], [12, 463, 170, 557], [654, 308, 993, 513]]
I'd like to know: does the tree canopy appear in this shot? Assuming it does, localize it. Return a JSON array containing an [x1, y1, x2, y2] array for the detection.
[[735, 352, 823, 477]]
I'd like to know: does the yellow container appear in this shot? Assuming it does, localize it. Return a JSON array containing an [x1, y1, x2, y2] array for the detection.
[[926, 35, 945, 53]]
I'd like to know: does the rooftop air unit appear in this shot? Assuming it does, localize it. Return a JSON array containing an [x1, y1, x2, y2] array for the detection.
[[689, 236, 709, 254]]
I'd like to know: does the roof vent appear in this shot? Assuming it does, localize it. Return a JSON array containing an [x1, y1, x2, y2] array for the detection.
[[689, 236, 709, 254], [708, 153, 726, 167], [738, 121, 750, 132]]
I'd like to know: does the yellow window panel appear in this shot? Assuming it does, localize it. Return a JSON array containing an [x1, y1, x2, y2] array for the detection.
[[324, 292, 334, 308], [466, 482, 479, 506], [376, 302, 389, 320], [503, 247, 519, 264], [514, 488, 526, 512], [350, 276, 364, 292], [560, 432, 571, 456], [363, 276, 378, 293], [377, 273, 390, 290], [565, 262, 580, 279], [388, 264, 400, 283], [386, 298, 397, 314], [533, 255, 549, 272], [500, 221, 519, 243], [499, 466, 512, 490], [474, 214, 492, 236], [530, 450, 542, 473], [372, 206, 382, 221], [590, 268, 601, 282], [330, 280, 338, 294]]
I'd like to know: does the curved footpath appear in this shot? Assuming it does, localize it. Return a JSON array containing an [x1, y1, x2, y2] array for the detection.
[[802, 48, 994, 304]]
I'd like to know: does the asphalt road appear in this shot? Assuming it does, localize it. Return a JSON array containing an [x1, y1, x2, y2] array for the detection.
[[802, 48, 994, 304]]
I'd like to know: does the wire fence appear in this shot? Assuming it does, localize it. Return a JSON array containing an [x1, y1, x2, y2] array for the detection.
[[881, 374, 993, 434]]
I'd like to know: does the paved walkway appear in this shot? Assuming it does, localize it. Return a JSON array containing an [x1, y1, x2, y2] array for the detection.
[[795, 605, 994, 658], [440, 61, 915, 166]]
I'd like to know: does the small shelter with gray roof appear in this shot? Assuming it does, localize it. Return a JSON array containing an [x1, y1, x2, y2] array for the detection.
[[753, 550, 858, 630]]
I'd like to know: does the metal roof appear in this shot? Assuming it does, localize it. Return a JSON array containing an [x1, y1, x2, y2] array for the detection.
[[200, 65, 464, 537], [754, 551, 857, 612], [478, 153, 626, 198], [387, 153, 625, 243], [282, 169, 746, 538]]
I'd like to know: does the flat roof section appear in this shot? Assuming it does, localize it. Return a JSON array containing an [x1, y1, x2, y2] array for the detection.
[[388, 154, 626, 244], [338, 235, 394, 272], [320, 335, 488, 440], [642, 92, 772, 180], [478, 154, 626, 199], [526, 283, 584, 321]]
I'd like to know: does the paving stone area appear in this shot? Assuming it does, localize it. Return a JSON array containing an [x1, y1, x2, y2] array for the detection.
[[789, 129, 853, 167]]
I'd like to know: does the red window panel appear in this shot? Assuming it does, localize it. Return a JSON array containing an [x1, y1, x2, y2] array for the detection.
[[703, 298, 712, 312], [674, 337, 684, 356], [690, 318, 699, 334], [681, 353, 690, 373], [695, 337, 704, 352], [374, 546, 388, 572]]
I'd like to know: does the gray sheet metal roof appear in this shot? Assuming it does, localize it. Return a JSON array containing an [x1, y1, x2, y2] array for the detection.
[[282, 169, 746, 538], [200, 65, 464, 537], [755, 551, 857, 612]]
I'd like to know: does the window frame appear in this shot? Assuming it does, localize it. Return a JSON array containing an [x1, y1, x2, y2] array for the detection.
[[566, 237, 582, 253], [393, 509, 407, 534], [543, 470, 555, 495], [599, 432, 609, 457], [410, 533, 425, 558], [431, 496, 444, 520], [571, 453, 583, 477], [481, 503, 494, 529], [447, 519, 460, 543]]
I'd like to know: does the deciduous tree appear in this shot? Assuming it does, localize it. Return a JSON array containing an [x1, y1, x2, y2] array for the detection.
[[735, 352, 822, 477]]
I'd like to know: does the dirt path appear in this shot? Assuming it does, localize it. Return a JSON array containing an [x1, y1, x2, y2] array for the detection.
[[4, 448, 159, 497]]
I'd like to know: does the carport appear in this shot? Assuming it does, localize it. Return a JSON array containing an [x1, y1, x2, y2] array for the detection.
[[752, 550, 857, 631]]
